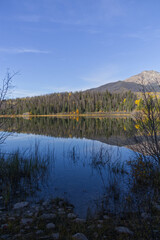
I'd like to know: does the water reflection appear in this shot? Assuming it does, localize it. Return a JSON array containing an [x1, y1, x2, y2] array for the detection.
[[0, 130, 135, 217], [2, 117, 136, 147]]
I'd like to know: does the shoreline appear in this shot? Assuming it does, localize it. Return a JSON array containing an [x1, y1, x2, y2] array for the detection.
[[0, 112, 132, 118], [0, 197, 159, 240]]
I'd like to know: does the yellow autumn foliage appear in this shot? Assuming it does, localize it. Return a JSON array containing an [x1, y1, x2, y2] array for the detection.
[[135, 124, 140, 129], [135, 99, 140, 105]]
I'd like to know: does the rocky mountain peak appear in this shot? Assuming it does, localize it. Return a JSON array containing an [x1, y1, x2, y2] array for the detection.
[[124, 70, 160, 85]]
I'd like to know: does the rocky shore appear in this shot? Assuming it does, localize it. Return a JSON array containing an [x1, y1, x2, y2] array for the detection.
[[0, 198, 160, 240]]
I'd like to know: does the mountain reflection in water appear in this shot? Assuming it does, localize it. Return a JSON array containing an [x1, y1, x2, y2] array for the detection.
[[0, 117, 136, 217]]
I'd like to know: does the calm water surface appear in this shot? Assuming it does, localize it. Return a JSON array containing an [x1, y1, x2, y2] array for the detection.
[[1, 117, 136, 217]]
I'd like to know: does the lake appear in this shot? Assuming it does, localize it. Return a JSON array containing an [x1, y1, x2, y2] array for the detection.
[[0, 117, 137, 217]]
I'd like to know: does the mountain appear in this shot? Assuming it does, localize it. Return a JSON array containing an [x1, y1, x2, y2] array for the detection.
[[124, 70, 160, 85], [86, 70, 160, 93]]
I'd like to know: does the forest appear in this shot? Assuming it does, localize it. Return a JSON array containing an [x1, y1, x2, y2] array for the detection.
[[0, 90, 137, 115]]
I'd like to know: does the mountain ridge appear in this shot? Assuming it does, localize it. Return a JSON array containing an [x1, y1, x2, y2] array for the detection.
[[86, 70, 160, 93]]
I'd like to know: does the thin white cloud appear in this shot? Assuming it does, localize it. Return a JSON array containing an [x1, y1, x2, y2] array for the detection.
[[81, 65, 120, 86], [0, 48, 50, 54]]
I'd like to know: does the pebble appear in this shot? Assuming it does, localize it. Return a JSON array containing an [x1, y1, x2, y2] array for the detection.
[[36, 230, 44, 235], [72, 233, 88, 240], [67, 213, 76, 219], [74, 218, 86, 223], [13, 201, 29, 210], [46, 222, 55, 230], [115, 226, 133, 235], [103, 215, 110, 220], [97, 224, 102, 228], [51, 232, 60, 239]]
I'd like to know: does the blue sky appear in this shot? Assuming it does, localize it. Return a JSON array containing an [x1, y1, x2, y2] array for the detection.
[[1, 0, 160, 98]]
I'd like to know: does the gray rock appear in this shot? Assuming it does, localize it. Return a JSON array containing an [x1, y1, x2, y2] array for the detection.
[[21, 218, 33, 225], [36, 230, 44, 235], [58, 208, 65, 215], [39, 213, 56, 220], [46, 222, 55, 230], [72, 233, 88, 240], [42, 200, 50, 207], [51, 232, 59, 239], [103, 215, 110, 220], [87, 224, 95, 230], [98, 220, 103, 223], [97, 224, 102, 228], [74, 218, 86, 223], [67, 213, 76, 219], [115, 226, 133, 235], [13, 201, 29, 210]]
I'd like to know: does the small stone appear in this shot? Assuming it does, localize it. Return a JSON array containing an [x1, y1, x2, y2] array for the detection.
[[98, 220, 103, 223], [74, 218, 86, 223], [13, 202, 29, 210], [21, 218, 33, 225], [67, 213, 76, 219], [72, 233, 88, 240], [51, 232, 59, 239], [25, 211, 34, 217], [103, 215, 110, 220], [36, 230, 44, 235], [87, 224, 95, 230], [97, 224, 102, 228], [115, 226, 133, 235], [46, 222, 55, 230], [42, 200, 50, 207]]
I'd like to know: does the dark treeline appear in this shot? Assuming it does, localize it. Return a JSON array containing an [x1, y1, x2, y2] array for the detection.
[[1, 90, 137, 115], [2, 117, 136, 146]]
